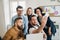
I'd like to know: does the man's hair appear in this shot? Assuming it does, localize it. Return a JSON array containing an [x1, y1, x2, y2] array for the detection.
[[29, 15, 36, 21], [14, 17, 22, 24], [16, 6, 23, 11]]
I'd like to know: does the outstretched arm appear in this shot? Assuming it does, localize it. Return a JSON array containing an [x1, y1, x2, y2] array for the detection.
[[30, 16, 48, 34]]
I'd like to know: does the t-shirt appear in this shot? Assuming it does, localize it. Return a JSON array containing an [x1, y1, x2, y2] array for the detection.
[[28, 23, 44, 34], [29, 25, 39, 34]]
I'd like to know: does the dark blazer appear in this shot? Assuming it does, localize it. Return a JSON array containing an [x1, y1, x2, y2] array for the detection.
[[46, 17, 56, 35]]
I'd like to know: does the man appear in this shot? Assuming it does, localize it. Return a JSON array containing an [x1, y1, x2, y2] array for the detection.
[[11, 6, 28, 37], [3, 17, 24, 40], [28, 15, 48, 40]]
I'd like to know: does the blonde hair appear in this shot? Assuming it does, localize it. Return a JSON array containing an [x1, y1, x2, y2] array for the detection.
[[26, 7, 32, 15]]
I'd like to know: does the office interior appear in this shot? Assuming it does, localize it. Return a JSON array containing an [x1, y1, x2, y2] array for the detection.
[[0, 0, 60, 40]]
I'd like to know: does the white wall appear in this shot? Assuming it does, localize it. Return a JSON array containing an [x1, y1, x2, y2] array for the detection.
[[0, 0, 6, 38], [26, 0, 60, 9]]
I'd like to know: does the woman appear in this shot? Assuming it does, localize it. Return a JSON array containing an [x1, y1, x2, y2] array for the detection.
[[34, 7, 52, 40], [26, 7, 33, 21]]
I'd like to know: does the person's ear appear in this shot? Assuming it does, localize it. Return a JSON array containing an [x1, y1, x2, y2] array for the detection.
[[15, 22, 16, 25], [15, 22, 17, 26]]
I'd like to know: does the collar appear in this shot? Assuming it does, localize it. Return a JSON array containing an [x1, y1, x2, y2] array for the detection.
[[13, 26, 21, 32]]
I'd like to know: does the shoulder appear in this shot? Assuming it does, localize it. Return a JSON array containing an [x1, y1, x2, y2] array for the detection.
[[7, 27, 15, 35], [3, 27, 14, 37], [12, 15, 17, 19], [7, 28, 13, 33], [23, 15, 27, 18], [24, 14, 27, 16], [22, 15, 28, 20], [29, 28, 35, 34]]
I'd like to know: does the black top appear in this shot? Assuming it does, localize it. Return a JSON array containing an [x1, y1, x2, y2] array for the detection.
[[37, 16, 56, 35], [28, 23, 33, 34], [27, 14, 32, 21], [37, 16, 51, 34]]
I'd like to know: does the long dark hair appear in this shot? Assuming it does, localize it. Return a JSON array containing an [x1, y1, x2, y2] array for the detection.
[[34, 7, 45, 16]]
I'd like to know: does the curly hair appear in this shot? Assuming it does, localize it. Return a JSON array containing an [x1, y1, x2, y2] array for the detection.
[[34, 7, 45, 16]]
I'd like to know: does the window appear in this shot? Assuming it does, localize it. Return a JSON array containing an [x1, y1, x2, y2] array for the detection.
[[9, 0, 26, 18], [4, 0, 26, 30]]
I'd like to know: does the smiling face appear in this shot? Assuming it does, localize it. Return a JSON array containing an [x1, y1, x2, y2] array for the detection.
[[27, 7, 33, 16], [27, 9, 32, 15], [15, 18, 23, 30], [30, 16, 38, 26], [17, 8, 23, 16], [36, 9, 42, 16]]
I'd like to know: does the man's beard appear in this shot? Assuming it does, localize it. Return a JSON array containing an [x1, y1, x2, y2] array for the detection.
[[17, 25, 23, 30]]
